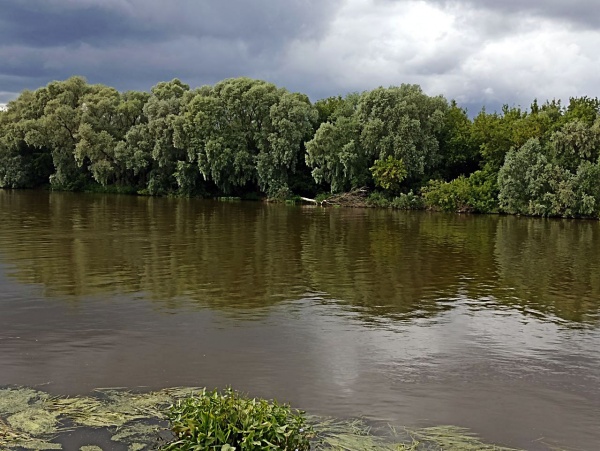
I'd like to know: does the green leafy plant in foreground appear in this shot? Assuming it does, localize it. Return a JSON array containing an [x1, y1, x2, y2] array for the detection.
[[163, 388, 312, 451]]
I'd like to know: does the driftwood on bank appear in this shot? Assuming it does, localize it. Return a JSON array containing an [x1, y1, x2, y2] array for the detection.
[[300, 197, 320, 205], [300, 187, 370, 208]]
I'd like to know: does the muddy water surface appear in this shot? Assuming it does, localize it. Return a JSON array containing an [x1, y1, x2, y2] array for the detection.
[[0, 191, 599, 450]]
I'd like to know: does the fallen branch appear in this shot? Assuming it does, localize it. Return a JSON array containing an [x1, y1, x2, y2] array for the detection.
[[300, 197, 320, 205]]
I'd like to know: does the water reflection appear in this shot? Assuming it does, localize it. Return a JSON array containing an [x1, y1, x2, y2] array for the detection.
[[1, 191, 600, 450], [0, 190, 599, 325], [494, 217, 600, 323]]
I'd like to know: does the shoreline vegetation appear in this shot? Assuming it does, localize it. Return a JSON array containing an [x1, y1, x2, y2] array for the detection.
[[0, 386, 524, 450], [1, 76, 600, 218]]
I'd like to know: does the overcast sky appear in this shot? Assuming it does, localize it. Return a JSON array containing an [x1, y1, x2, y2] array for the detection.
[[1, 0, 600, 113]]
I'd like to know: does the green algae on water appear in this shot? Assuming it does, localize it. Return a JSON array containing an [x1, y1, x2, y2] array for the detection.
[[111, 422, 161, 451], [311, 417, 521, 451], [0, 387, 199, 451], [0, 417, 61, 450], [407, 425, 519, 450], [0, 388, 61, 450], [7, 408, 60, 436], [0, 388, 49, 416]]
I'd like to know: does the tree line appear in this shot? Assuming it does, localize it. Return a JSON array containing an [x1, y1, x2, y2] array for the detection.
[[1, 76, 599, 218]]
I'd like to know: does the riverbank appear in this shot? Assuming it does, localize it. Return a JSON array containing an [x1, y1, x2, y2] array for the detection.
[[5, 186, 600, 221], [3, 77, 600, 220]]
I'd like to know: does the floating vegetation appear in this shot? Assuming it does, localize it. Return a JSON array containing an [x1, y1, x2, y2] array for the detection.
[[1, 386, 527, 451], [7, 408, 60, 437], [312, 417, 410, 450], [45, 388, 184, 429], [0, 388, 49, 416], [0, 387, 198, 450], [0, 416, 61, 450], [311, 417, 519, 451], [406, 425, 519, 450], [0, 388, 62, 450], [110, 423, 160, 444]]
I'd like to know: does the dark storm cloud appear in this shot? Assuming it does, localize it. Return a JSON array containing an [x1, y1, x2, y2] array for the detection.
[[0, 2, 153, 47], [1, 0, 600, 110], [0, 0, 342, 96], [0, 0, 338, 47]]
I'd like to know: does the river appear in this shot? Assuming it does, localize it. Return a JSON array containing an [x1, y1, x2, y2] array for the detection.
[[0, 190, 599, 450]]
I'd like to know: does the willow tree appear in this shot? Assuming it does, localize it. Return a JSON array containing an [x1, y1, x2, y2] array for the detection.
[[110, 79, 191, 194], [0, 107, 29, 188], [174, 77, 317, 196], [358, 84, 447, 180], [74, 84, 123, 186], [498, 135, 600, 218], [551, 118, 600, 172], [306, 85, 448, 193], [30, 77, 91, 189], [305, 93, 363, 193], [0, 94, 34, 187], [75, 86, 149, 187], [0, 82, 65, 188]]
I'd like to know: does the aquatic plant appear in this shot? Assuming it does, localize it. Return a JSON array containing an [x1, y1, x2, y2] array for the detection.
[[311, 417, 411, 450], [406, 425, 518, 451], [162, 387, 312, 450], [0, 386, 530, 450], [310, 417, 519, 451], [0, 387, 197, 450], [0, 388, 61, 450]]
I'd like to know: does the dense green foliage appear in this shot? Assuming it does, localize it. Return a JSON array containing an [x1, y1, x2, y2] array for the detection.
[[422, 169, 498, 213], [305, 85, 447, 192], [421, 99, 600, 217], [370, 156, 408, 193], [1, 76, 600, 217], [163, 388, 311, 451]]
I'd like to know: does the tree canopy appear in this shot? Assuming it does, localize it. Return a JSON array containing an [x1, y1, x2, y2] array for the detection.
[[1, 76, 599, 218]]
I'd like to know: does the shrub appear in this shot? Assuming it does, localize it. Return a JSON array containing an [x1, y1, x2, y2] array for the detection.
[[315, 192, 332, 203], [162, 388, 312, 451], [422, 176, 472, 212], [370, 156, 407, 193], [367, 191, 390, 208], [423, 170, 498, 213], [367, 190, 425, 210], [391, 190, 425, 210], [498, 138, 600, 217]]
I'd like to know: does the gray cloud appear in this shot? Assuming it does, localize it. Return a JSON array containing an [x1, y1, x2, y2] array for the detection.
[[0, 0, 339, 46], [428, 0, 600, 29], [0, 2, 152, 47], [1, 0, 600, 113], [0, 0, 341, 90], [377, 0, 600, 32]]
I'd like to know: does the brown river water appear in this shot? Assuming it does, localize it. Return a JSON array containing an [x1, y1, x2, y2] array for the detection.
[[0, 190, 599, 450]]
